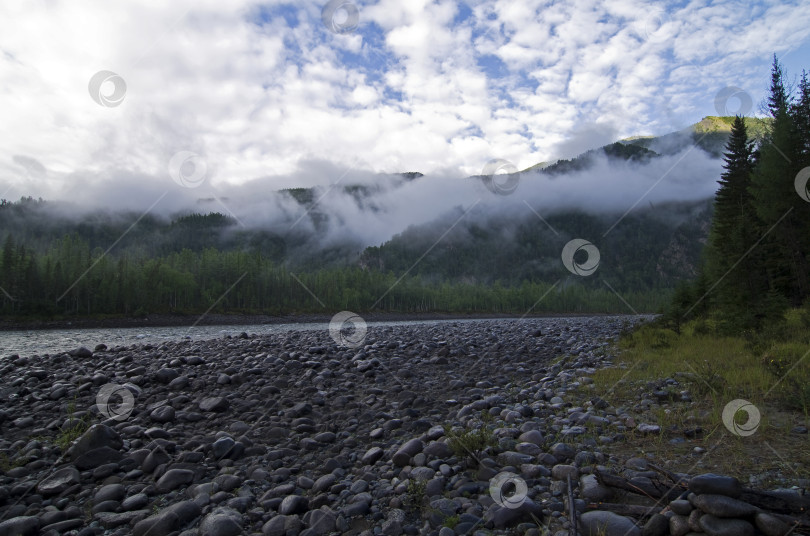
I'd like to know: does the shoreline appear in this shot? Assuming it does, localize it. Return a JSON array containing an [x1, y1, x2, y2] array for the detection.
[[0, 311, 633, 332], [0, 315, 803, 536]]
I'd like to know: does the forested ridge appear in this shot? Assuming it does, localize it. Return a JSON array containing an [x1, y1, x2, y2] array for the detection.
[[360, 201, 710, 290], [0, 232, 674, 317], [0, 115, 754, 320], [0, 201, 706, 318]]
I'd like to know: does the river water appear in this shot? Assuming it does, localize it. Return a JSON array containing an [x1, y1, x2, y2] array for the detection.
[[0, 318, 497, 358]]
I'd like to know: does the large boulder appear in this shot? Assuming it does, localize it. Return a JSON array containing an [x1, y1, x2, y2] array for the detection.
[[37, 466, 80, 495], [199, 397, 229, 412], [68, 424, 122, 456], [0, 516, 40, 536], [199, 507, 243, 536], [688, 474, 742, 498], [132, 500, 201, 536], [392, 438, 424, 466], [67, 424, 123, 469], [690, 494, 759, 518], [579, 511, 641, 536], [155, 469, 195, 493], [699, 514, 755, 536]]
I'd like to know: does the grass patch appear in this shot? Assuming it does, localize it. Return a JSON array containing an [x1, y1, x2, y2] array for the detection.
[[56, 419, 91, 451], [0, 451, 30, 473], [443, 412, 498, 464], [596, 318, 810, 406], [405, 477, 427, 512], [54, 398, 92, 451], [591, 312, 810, 484]]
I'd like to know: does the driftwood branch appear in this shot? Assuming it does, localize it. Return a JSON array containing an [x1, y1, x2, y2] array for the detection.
[[767, 511, 810, 531], [595, 469, 686, 502], [738, 489, 810, 516], [593, 468, 810, 525], [585, 502, 661, 518], [647, 462, 686, 486], [568, 475, 578, 536]]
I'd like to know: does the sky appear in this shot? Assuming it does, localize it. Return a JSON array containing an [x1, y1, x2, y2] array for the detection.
[[1, 0, 810, 203]]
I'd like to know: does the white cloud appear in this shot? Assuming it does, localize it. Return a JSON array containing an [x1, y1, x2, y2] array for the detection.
[[0, 0, 808, 199]]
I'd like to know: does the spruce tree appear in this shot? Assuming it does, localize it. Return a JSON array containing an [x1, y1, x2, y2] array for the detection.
[[767, 54, 790, 117], [750, 57, 807, 307], [705, 117, 765, 327], [712, 117, 756, 246], [793, 70, 810, 166], [791, 69, 810, 302]]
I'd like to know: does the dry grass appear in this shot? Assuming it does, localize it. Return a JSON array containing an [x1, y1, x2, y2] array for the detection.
[[589, 313, 810, 486]]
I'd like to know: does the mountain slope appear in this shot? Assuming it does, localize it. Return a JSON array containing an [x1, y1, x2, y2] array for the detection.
[[0, 117, 732, 296], [622, 116, 771, 158], [360, 199, 712, 294]]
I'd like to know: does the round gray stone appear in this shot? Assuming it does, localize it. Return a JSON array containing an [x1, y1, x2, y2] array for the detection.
[[699, 514, 754, 536], [580, 510, 641, 536]]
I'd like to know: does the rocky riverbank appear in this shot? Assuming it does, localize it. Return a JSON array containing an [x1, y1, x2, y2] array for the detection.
[[0, 316, 807, 536]]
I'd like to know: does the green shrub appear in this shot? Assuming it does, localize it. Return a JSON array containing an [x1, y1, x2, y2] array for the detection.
[[55, 399, 91, 451], [444, 413, 497, 464], [405, 478, 427, 511], [761, 342, 810, 412]]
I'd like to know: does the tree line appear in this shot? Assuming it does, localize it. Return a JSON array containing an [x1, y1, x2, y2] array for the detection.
[[0, 232, 668, 317], [668, 56, 810, 331]]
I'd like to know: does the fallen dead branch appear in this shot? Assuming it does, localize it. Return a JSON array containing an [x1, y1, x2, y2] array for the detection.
[[584, 502, 661, 518], [594, 468, 686, 502]]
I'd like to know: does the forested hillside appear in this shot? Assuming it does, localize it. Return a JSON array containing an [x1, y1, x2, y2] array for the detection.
[[0, 116, 751, 320], [360, 200, 711, 290], [0, 197, 710, 317]]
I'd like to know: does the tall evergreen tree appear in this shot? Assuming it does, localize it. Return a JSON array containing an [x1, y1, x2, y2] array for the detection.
[[705, 117, 766, 326], [751, 57, 807, 307], [793, 70, 810, 166], [712, 117, 756, 244], [791, 69, 810, 304], [768, 54, 790, 117]]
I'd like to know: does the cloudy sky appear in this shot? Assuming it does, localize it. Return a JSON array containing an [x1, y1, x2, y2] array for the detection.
[[1, 0, 810, 203]]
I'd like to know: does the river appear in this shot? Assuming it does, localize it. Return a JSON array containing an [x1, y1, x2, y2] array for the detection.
[[0, 317, 504, 358]]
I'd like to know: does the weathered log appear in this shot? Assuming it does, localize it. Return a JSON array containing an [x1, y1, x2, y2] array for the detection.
[[585, 502, 661, 518], [595, 469, 686, 501], [767, 511, 810, 530], [592, 463, 810, 531], [648, 462, 687, 486], [738, 488, 810, 515], [568, 475, 578, 536]]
